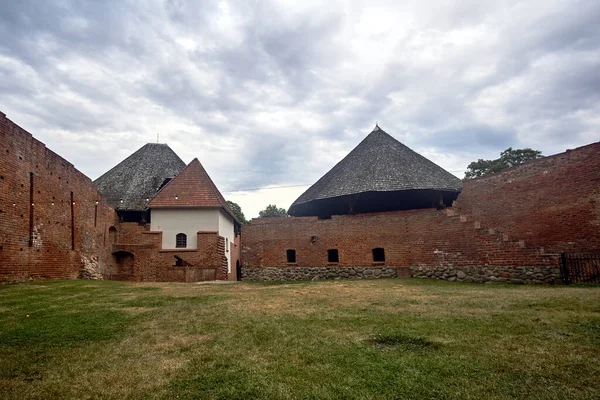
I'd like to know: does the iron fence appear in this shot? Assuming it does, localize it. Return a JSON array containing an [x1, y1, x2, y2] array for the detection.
[[560, 252, 600, 284]]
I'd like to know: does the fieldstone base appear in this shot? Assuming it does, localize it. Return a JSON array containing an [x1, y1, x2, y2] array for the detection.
[[410, 265, 562, 284], [241, 266, 406, 281]]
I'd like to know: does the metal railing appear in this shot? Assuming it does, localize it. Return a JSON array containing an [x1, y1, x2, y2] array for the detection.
[[560, 252, 600, 284]]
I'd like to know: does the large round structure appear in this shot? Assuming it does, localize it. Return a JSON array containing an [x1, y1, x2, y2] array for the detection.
[[288, 125, 462, 217]]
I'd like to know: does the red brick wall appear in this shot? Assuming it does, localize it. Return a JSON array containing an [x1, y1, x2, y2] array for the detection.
[[108, 222, 228, 281], [241, 142, 600, 283], [242, 209, 555, 270], [456, 142, 600, 253], [0, 112, 114, 283]]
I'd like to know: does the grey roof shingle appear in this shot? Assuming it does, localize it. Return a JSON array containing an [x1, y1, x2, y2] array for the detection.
[[289, 125, 462, 214], [93, 143, 186, 211]]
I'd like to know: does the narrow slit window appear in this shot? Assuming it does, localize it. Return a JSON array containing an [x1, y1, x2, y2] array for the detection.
[[327, 249, 339, 263], [176, 233, 187, 248], [372, 248, 385, 262], [286, 249, 296, 263]]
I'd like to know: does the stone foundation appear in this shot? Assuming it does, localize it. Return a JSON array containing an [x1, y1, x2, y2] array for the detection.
[[241, 266, 406, 281], [410, 265, 562, 284]]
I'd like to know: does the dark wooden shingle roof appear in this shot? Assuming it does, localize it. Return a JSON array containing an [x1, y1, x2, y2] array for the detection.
[[93, 143, 186, 210], [289, 125, 462, 215]]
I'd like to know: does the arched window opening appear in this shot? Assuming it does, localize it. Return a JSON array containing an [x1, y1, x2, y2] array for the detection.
[[327, 249, 339, 263], [286, 249, 296, 263], [176, 233, 187, 248], [372, 248, 385, 262], [108, 226, 117, 244]]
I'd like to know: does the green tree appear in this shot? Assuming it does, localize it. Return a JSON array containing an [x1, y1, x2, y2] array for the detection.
[[258, 204, 288, 218], [226, 200, 248, 225], [465, 147, 543, 179]]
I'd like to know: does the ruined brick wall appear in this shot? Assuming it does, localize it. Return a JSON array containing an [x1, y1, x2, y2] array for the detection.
[[109, 222, 228, 281], [0, 112, 114, 283], [241, 209, 559, 283], [456, 142, 600, 253]]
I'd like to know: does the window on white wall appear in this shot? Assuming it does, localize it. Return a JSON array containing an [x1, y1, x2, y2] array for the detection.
[[226, 237, 229, 252], [176, 233, 187, 248]]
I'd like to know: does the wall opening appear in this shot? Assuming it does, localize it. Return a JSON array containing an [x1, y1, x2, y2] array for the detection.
[[174, 255, 185, 266], [108, 226, 117, 244], [118, 210, 148, 224], [328, 249, 339, 263], [176, 233, 187, 248], [372, 248, 385, 262], [286, 249, 296, 263], [29, 172, 34, 247], [70, 191, 74, 250], [112, 251, 134, 280]]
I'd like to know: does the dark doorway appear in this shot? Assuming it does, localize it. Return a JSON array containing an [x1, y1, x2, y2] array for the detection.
[[286, 249, 296, 263], [372, 248, 385, 262], [328, 249, 339, 263], [111, 251, 134, 281], [236, 260, 242, 281]]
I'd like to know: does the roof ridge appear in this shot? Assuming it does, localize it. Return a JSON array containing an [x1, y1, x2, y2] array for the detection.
[[147, 158, 239, 224]]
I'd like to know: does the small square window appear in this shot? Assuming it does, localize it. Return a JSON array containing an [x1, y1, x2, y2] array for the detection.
[[372, 248, 385, 262], [327, 249, 339, 263], [286, 249, 296, 263]]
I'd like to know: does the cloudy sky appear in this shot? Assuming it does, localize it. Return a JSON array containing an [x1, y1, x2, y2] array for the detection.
[[1, 0, 599, 218]]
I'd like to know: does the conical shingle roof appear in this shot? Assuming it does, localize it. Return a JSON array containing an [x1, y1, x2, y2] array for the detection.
[[94, 143, 186, 210], [288, 125, 462, 216], [148, 158, 239, 223]]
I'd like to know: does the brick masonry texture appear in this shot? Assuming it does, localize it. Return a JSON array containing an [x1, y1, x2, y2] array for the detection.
[[108, 222, 229, 282], [0, 112, 114, 283], [241, 209, 559, 283], [241, 141, 600, 284], [456, 142, 600, 253], [2, 109, 598, 285], [0, 112, 241, 283]]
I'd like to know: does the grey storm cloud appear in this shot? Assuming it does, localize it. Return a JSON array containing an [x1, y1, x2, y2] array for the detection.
[[1, 0, 599, 205]]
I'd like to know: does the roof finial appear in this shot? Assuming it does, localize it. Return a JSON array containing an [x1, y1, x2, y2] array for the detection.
[[157, 133, 159, 143]]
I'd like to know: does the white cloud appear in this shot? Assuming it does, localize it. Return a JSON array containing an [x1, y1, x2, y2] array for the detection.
[[1, 0, 599, 217]]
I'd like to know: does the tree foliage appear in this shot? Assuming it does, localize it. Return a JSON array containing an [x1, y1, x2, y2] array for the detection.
[[226, 200, 248, 225], [258, 204, 288, 218], [465, 147, 543, 179]]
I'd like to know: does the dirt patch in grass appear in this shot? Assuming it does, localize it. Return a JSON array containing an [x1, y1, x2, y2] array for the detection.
[[368, 333, 440, 350]]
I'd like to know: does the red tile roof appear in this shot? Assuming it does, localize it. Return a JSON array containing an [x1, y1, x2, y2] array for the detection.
[[148, 158, 238, 222]]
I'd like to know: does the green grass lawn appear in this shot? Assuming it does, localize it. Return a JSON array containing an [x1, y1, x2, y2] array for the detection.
[[0, 279, 598, 399]]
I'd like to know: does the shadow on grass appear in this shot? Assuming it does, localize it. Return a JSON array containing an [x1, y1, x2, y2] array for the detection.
[[367, 333, 440, 350]]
